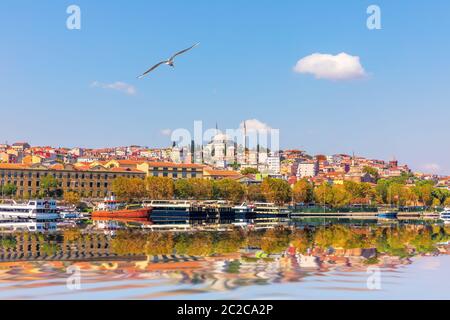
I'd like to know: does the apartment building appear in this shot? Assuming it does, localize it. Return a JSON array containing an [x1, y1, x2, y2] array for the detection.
[[0, 163, 145, 199]]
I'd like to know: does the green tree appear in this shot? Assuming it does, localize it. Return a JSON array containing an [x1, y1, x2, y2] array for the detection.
[[40, 175, 60, 198], [363, 166, 379, 181], [214, 179, 245, 203], [174, 179, 194, 199], [246, 184, 265, 202], [213, 230, 245, 254], [1, 183, 17, 197], [240, 167, 259, 175], [174, 233, 214, 256]]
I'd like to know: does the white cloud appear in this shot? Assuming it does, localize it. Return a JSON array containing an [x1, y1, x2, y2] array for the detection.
[[91, 81, 137, 95], [160, 129, 172, 137], [239, 119, 273, 134], [422, 163, 441, 173], [293, 52, 367, 80]]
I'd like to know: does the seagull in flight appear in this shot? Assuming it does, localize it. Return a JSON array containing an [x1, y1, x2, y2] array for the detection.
[[137, 43, 200, 79]]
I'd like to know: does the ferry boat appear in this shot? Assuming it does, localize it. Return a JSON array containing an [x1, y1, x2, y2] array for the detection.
[[232, 203, 256, 226], [92, 197, 151, 219], [143, 200, 219, 225], [0, 219, 57, 232], [253, 203, 290, 228], [440, 207, 450, 224], [0, 200, 60, 221]]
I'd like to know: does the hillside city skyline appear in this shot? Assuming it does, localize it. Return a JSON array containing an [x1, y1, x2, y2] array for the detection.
[[0, 138, 447, 179]]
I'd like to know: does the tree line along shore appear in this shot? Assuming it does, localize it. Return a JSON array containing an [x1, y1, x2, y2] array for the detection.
[[109, 174, 450, 209], [1, 172, 449, 210]]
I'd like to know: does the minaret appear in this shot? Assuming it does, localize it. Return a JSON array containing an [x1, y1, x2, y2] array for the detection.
[[244, 121, 248, 165]]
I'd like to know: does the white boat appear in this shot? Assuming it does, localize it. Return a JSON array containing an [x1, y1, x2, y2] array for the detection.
[[0, 219, 57, 232], [0, 200, 60, 221], [440, 207, 450, 224], [59, 211, 81, 219], [232, 203, 255, 226], [253, 202, 290, 228]]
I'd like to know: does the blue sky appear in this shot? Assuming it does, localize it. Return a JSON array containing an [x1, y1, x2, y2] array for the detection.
[[0, 1, 449, 174]]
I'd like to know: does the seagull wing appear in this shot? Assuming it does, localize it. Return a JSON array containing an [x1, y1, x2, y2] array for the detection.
[[137, 60, 168, 79], [169, 43, 200, 61]]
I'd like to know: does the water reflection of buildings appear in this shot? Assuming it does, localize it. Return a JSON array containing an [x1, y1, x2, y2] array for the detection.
[[0, 247, 447, 299]]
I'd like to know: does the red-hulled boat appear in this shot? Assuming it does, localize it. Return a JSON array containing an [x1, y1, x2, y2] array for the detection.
[[92, 197, 151, 219]]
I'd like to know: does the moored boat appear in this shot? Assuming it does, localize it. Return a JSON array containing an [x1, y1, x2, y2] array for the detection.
[[440, 208, 450, 224], [92, 197, 151, 219], [377, 210, 398, 219]]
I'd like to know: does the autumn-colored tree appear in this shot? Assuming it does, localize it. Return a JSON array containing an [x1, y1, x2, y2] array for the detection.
[[145, 176, 174, 200], [290, 229, 312, 254], [110, 231, 147, 255], [63, 191, 81, 206], [261, 178, 292, 205], [63, 229, 82, 243], [214, 179, 245, 203], [260, 227, 290, 254], [145, 232, 174, 255], [387, 183, 409, 206], [246, 184, 265, 202], [314, 183, 334, 207], [444, 197, 450, 207], [189, 178, 214, 200], [432, 197, 442, 207], [329, 185, 351, 208], [292, 179, 314, 204], [413, 183, 434, 207], [344, 181, 375, 202], [112, 177, 146, 203], [174, 233, 214, 256]]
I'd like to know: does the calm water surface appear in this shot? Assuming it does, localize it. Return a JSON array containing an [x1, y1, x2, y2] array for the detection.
[[0, 254, 449, 300]]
